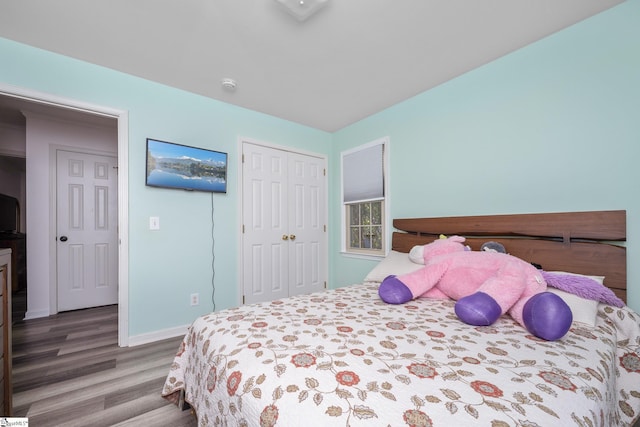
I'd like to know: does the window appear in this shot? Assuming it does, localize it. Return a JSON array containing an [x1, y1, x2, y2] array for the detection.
[[341, 138, 388, 256], [348, 201, 383, 251]]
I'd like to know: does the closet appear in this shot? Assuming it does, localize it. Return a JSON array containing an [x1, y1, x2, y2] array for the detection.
[[241, 142, 327, 305]]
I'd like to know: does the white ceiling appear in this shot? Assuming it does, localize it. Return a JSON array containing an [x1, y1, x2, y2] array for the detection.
[[0, 0, 623, 132]]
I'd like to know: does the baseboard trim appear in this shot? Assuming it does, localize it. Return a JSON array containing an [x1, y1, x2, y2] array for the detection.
[[24, 309, 50, 320], [127, 324, 189, 347]]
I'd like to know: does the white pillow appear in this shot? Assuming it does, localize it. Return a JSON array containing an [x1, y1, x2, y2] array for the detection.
[[364, 250, 423, 283], [546, 271, 605, 328]]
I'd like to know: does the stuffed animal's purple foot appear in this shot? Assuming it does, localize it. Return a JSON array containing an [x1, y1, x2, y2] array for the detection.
[[523, 292, 572, 341], [454, 292, 501, 326], [378, 275, 413, 304]]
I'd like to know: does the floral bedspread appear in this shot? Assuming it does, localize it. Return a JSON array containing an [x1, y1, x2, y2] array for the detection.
[[162, 283, 640, 426]]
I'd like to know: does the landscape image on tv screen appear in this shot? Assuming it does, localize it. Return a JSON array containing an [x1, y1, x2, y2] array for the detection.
[[146, 138, 227, 193]]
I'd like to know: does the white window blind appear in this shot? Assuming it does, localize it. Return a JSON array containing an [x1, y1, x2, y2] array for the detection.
[[343, 143, 384, 203]]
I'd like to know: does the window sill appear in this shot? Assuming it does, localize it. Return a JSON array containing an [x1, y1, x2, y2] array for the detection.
[[339, 251, 385, 262]]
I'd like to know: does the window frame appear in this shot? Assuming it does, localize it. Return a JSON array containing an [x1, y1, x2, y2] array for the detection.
[[340, 137, 390, 258]]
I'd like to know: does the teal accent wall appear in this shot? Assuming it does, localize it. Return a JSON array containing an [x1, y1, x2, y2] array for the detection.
[[0, 37, 331, 336], [331, 0, 640, 312]]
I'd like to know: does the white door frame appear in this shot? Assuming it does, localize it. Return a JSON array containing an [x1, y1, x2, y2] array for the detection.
[[237, 136, 328, 306], [0, 82, 130, 347]]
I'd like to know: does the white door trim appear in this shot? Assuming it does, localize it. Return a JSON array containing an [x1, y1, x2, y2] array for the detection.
[[0, 82, 130, 347], [237, 136, 329, 306]]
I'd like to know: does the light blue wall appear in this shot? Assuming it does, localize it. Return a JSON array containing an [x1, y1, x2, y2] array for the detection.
[[330, 0, 640, 313], [0, 37, 332, 336]]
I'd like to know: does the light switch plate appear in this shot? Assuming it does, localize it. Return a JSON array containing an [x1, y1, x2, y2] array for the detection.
[[149, 216, 160, 230]]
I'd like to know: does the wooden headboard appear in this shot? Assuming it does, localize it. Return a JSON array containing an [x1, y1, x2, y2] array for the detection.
[[391, 210, 627, 302]]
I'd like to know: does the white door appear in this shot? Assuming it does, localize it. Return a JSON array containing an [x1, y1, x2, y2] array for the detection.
[[242, 143, 326, 305], [287, 152, 325, 297], [56, 149, 118, 311]]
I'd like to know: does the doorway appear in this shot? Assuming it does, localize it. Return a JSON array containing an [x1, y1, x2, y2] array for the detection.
[[0, 83, 130, 346]]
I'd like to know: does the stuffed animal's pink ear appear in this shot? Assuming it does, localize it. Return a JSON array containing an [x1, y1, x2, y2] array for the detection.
[[450, 235, 466, 243]]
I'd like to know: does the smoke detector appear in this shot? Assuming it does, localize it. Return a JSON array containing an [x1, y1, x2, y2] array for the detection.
[[275, 0, 329, 21], [221, 78, 237, 92]]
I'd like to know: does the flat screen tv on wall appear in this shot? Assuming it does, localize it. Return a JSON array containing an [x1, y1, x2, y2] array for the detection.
[[145, 138, 228, 193]]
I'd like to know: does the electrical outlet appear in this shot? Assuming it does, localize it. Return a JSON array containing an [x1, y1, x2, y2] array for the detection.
[[190, 293, 199, 306]]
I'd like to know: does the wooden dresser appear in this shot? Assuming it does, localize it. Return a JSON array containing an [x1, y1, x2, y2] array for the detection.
[[0, 248, 12, 416]]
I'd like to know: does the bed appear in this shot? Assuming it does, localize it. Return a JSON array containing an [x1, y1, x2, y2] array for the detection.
[[162, 210, 640, 426]]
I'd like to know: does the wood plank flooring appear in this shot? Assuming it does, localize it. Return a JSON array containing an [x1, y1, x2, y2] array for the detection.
[[11, 300, 197, 426]]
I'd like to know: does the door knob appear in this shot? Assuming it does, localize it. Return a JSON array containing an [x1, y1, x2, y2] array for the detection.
[[59, 236, 68, 242], [282, 235, 289, 241], [289, 234, 296, 241]]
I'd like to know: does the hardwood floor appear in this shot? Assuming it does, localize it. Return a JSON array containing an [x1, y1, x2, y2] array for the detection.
[[11, 297, 197, 426]]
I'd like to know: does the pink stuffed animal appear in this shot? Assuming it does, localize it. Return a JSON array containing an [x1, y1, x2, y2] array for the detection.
[[378, 236, 573, 340]]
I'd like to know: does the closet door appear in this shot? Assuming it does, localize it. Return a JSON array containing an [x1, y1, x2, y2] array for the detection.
[[242, 143, 290, 304], [242, 142, 326, 305], [287, 152, 325, 297]]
